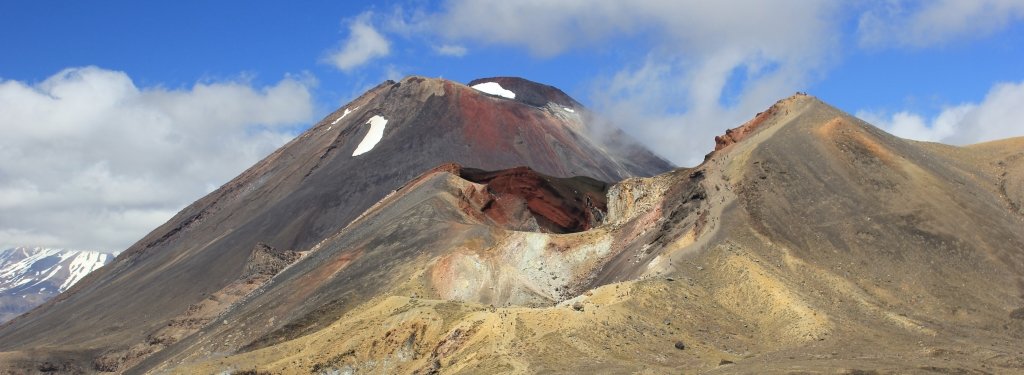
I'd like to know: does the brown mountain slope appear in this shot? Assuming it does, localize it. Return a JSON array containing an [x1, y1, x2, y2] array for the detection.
[[169, 94, 1024, 374], [0, 77, 672, 373], [961, 138, 1024, 216], [126, 165, 632, 374]]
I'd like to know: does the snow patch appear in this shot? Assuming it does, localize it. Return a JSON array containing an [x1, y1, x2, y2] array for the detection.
[[352, 115, 388, 156], [331, 107, 356, 125], [471, 82, 516, 99], [60, 252, 108, 291], [563, 107, 575, 113]]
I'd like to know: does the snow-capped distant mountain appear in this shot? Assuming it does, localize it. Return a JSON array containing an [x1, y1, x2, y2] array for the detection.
[[0, 246, 111, 323]]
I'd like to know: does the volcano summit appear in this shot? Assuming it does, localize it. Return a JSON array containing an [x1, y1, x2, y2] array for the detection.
[[0, 78, 1022, 374]]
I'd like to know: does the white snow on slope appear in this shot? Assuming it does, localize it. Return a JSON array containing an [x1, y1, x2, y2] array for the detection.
[[331, 107, 357, 125], [471, 82, 516, 99], [352, 115, 388, 156], [61, 251, 110, 291], [563, 107, 575, 113]]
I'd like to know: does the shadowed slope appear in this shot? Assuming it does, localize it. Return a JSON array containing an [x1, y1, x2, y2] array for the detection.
[[132, 164, 626, 373], [0, 76, 671, 373], [175, 94, 1024, 374], [2, 90, 1021, 374]]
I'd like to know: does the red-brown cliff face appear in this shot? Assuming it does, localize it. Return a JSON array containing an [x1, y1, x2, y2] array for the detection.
[[459, 166, 608, 233]]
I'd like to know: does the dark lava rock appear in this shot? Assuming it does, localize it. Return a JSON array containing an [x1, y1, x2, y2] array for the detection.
[[674, 341, 686, 350], [0, 75, 674, 374]]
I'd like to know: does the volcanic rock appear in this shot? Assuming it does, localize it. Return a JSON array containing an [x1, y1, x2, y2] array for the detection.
[[1, 88, 1023, 374], [458, 166, 608, 233], [0, 76, 671, 373]]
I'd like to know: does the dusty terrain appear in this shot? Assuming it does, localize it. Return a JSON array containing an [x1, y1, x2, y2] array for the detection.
[[0, 76, 671, 374], [178, 94, 1024, 374], [1, 86, 1022, 374]]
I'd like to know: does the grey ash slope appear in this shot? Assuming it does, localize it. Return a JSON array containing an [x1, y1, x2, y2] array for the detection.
[[177, 94, 1024, 374], [4, 87, 1021, 374], [0, 76, 671, 372], [672, 95, 1024, 373]]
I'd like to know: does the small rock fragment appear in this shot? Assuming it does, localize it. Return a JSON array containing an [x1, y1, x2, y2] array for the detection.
[[1010, 307, 1024, 320], [674, 341, 686, 350]]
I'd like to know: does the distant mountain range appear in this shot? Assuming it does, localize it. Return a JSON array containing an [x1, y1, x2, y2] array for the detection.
[[0, 246, 111, 323]]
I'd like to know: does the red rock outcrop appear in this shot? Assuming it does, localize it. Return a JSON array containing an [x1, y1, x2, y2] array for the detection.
[[459, 166, 608, 233], [713, 92, 809, 152]]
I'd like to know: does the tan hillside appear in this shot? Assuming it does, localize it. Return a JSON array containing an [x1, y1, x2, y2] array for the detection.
[[1, 88, 1022, 374]]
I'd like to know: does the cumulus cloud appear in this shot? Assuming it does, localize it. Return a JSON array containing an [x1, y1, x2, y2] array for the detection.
[[0, 66, 315, 252], [413, 0, 841, 165], [858, 0, 1024, 48], [857, 80, 1024, 145], [324, 12, 392, 71], [434, 44, 468, 57]]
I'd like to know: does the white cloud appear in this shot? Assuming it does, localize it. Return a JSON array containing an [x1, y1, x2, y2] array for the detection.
[[324, 12, 392, 71], [0, 66, 315, 252], [858, 80, 1024, 145], [435, 44, 468, 57], [430, 1, 838, 58], [383, 1, 1024, 164], [383, 64, 404, 81], [858, 0, 1024, 48], [412, 0, 841, 165]]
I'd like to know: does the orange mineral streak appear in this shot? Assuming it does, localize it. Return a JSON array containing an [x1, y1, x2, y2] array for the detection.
[[816, 116, 899, 167], [283, 249, 363, 309]]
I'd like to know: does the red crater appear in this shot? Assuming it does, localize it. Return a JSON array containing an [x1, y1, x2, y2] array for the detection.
[[458, 166, 608, 234]]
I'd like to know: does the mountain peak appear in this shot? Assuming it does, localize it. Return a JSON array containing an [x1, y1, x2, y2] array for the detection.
[[709, 92, 840, 155], [0, 74, 674, 372], [467, 76, 581, 109], [2, 82, 1024, 373]]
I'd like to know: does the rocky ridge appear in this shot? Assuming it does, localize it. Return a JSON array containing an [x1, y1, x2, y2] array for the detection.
[[0, 89, 1021, 374]]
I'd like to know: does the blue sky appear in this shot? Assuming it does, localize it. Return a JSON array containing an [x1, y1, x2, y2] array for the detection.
[[3, 1, 1023, 113], [2, 0, 1024, 251]]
